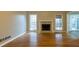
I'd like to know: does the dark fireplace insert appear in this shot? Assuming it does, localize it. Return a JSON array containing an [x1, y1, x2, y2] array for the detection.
[[42, 24, 50, 31]]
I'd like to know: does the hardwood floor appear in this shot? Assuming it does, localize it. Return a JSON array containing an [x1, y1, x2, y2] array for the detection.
[[3, 31, 79, 47]]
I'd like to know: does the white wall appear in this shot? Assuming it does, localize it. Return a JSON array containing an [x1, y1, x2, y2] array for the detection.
[[26, 11, 67, 32], [0, 12, 26, 40]]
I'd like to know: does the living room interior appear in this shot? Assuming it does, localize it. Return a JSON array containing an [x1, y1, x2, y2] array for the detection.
[[0, 11, 79, 47]]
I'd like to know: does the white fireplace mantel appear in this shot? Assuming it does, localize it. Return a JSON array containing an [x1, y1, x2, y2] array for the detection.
[[39, 20, 53, 33], [39, 20, 53, 22]]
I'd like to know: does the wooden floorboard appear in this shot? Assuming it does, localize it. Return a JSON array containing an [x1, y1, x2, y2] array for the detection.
[[3, 32, 79, 47]]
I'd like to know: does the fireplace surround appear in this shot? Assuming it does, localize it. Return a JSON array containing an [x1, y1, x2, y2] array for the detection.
[[39, 20, 53, 33]]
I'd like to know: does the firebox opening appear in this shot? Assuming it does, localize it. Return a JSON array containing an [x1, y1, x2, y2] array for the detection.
[[42, 24, 51, 31]]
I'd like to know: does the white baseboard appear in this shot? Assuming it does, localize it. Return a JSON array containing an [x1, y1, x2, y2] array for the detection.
[[0, 32, 26, 47]]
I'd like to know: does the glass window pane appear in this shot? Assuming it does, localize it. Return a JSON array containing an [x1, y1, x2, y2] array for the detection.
[[76, 17, 79, 29], [55, 15, 63, 31], [70, 15, 77, 31], [30, 15, 37, 31]]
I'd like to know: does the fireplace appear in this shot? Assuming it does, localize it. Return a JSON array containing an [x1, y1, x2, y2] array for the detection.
[[42, 24, 50, 31], [39, 20, 53, 33]]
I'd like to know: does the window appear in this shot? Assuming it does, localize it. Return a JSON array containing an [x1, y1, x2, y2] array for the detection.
[[69, 15, 79, 31], [77, 17, 79, 29], [70, 16, 77, 30], [55, 15, 63, 31], [30, 15, 37, 31]]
